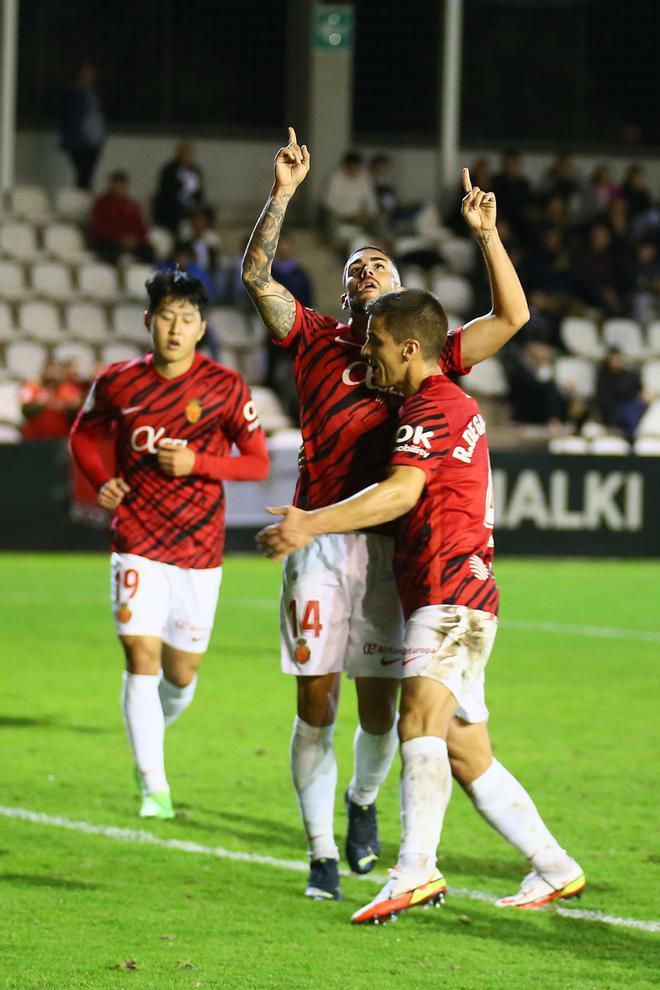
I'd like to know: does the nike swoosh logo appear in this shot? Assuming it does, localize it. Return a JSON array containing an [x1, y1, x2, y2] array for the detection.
[[120, 405, 143, 415], [402, 654, 429, 666], [380, 656, 401, 666]]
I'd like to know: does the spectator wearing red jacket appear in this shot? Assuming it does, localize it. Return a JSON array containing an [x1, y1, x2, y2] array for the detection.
[[91, 170, 155, 265]]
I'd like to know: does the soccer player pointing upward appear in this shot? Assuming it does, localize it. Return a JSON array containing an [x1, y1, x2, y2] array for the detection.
[[259, 288, 585, 923], [70, 272, 269, 820]]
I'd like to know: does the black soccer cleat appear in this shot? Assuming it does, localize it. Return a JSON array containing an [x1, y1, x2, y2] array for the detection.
[[344, 790, 381, 874], [304, 858, 342, 901]]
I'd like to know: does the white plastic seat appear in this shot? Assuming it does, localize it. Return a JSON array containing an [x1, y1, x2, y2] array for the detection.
[[400, 265, 428, 290], [641, 360, 660, 398], [439, 237, 476, 275], [123, 263, 155, 301], [548, 435, 589, 454], [52, 341, 97, 380], [99, 342, 142, 366], [589, 435, 631, 455], [637, 399, 660, 438], [0, 222, 41, 262], [633, 437, 660, 455], [54, 187, 92, 223], [17, 301, 62, 342], [460, 357, 507, 397], [646, 321, 660, 357], [112, 303, 148, 343], [43, 223, 91, 263], [207, 307, 252, 349], [78, 262, 120, 302], [560, 317, 603, 360], [0, 379, 22, 424], [0, 260, 27, 300], [554, 356, 596, 399], [10, 185, 51, 223], [267, 428, 303, 450], [431, 272, 473, 315], [147, 226, 174, 261], [31, 261, 75, 301], [249, 386, 291, 432], [602, 318, 645, 361], [64, 302, 108, 343], [5, 340, 48, 379], [0, 423, 21, 443]]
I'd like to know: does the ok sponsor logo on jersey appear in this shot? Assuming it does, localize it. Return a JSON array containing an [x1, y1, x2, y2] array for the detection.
[[395, 423, 434, 459], [130, 425, 189, 454]]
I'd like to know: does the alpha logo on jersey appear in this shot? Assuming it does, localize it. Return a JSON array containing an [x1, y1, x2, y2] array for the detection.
[[342, 360, 378, 391], [395, 423, 434, 458], [452, 414, 486, 464], [130, 425, 189, 454], [185, 398, 203, 424]]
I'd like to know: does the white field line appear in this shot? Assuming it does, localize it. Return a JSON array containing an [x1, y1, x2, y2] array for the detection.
[[1, 806, 658, 935]]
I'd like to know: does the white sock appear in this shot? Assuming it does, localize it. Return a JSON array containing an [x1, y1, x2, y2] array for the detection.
[[121, 672, 168, 795], [467, 758, 572, 875], [290, 716, 339, 861], [399, 736, 452, 876], [158, 674, 197, 728], [347, 717, 399, 806]]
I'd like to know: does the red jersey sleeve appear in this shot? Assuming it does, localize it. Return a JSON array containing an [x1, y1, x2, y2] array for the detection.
[[194, 377, 269, 482], [439, 327, 469, 377], [389, 391, 451, 483], [271, 300, 336, 355], [68, 370, 118, 490]]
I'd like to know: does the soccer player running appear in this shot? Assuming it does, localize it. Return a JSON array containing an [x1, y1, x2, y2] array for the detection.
[[70, 271, 269, 820], [259, 286, 586, 923], [243, 128, 577, 906]]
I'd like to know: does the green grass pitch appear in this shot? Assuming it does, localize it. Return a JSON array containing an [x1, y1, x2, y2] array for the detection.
[[0, 553, 659, 989]]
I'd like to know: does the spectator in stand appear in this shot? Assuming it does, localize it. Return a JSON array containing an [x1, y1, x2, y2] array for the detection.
[[59, 62, 106, 190], [323, 151, 386, 250], [628, 240, 660, 324], [575, 222, 628, 316], [508, 341, 583, 429], [91, 170, 155, 265], [182, 207, 223, 279], [20, 360, 85, 440], [620, 165, 653, 222], [596, 348, 648, 443], [521, 226, 580, 344], [577, 164, 619, 223], [153, 143, 206, 233], [491, 150, 533, 242], [538, 154, 580, 209], [606, 196, 631, 253]]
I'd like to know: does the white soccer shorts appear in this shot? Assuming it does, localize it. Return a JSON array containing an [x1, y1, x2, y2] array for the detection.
[[402, 604, 498, 723], [280, 532, 405, 679], [110, 552, 222, 654]]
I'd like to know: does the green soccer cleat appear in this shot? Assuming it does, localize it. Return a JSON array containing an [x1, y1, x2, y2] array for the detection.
[[139, 791, 175, 820]]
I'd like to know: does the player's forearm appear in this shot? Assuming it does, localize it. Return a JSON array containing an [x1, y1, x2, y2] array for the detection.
[[307, 479, 416, 536], [69, 428, 111, 490], [194, 449, 269, 482], [241, 189, 296, 339]]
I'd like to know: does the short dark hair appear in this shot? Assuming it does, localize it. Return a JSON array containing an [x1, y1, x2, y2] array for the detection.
[[366, 289, 448, 360], [109, 169, 129, 183], [145, 270, 209, 318], [344, 244, 400, 281], [343, 150, 363, 167]]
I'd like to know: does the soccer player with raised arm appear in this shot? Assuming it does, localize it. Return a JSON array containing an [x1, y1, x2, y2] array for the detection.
[[259, 288, 585, 922], [242, 129, 565, 905], [70, 271, 269, 820]]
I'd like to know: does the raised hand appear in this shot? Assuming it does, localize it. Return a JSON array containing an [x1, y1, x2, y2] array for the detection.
[[274, 127, 311, 194], [461, 167, 496, 233]]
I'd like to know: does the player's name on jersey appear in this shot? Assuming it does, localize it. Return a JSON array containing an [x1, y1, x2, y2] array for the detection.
[[493, 467, 643, 532]]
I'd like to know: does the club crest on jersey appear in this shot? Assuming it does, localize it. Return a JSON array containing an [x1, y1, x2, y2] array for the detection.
[[117, 602, 132, 623], [185, 398, 203, 424], [294, 639, 311, 664]]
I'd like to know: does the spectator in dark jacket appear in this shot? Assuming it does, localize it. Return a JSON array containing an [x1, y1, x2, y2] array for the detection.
[[59, 63, 106, 190], [153, 143, 206, 233], [91, 171, 154, 265], [596, 348, 648, 442]]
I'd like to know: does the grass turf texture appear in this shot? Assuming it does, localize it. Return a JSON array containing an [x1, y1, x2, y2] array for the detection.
[[0, 553, 658, 990]]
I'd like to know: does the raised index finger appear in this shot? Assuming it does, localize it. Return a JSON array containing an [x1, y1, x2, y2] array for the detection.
[[462, 167, 472, 193], [288, 126, 298, 146]]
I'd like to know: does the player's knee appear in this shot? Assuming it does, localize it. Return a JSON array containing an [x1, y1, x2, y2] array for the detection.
[[122, 637, 161, 675], [449, 750, 492, 788]]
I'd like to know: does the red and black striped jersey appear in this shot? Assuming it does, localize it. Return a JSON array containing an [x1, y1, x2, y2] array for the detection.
[[276, 301, 467, 510], [390, 374, 498, 620], [70, 352, 267, 568]]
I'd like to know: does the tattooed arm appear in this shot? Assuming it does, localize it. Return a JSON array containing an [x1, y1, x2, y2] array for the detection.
[[241, 127, 311, 340], [458, 167, 530, 368]]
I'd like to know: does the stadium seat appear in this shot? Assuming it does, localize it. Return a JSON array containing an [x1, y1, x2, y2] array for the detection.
[[0, 422, 21, 443], [601, 318, 645, 360], [431, 272, 474, 315], [31, 261, 75, 302], [554, 356, 596, 399], [0, 221, 41, 262], [589, 435, 631, 455], [52, 341, 97, 380], [147, 226, 174, 261], [400, 265, 428, 290], [459, 357, 507, 397], [123, 263, 155, 301], [641, 360, 660, 398], [548, 435, 589, 454], [0, 301, 16, 340], [267, 427, 303, 450], [218, 346, 240, 373], [0, 379, 22, 424], [0, 260, 27, 301], [250, 386, 291, 432], [78, 262, 120, 302], [646, 321, 660, 357], [112, 303, 148, 342], [559, 317, 603, 360], [637, 399, 660, 438], [5, 340, 48, 379], [9, 184, 51, 223], [439, 237, 476, 275], [99, 342, 142, 366], [64, 302, 108, 343], [633, 436, 660, 456], [207, 307, 252, 349], [17, 300, 62, 342], [43, 223, 92, 263], [54, 187, 92, 223]]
